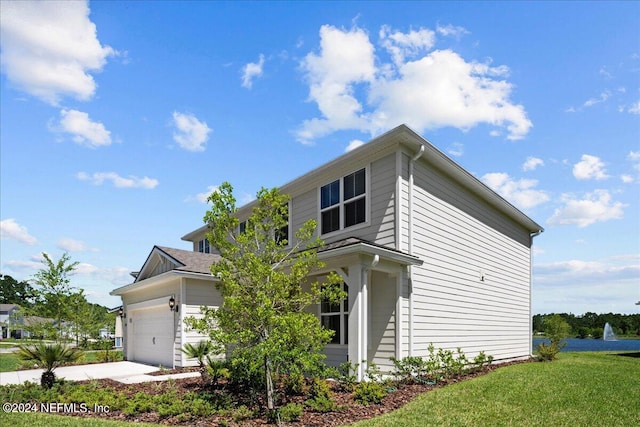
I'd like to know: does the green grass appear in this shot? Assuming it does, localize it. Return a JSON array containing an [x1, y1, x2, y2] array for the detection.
[[1, 412, 159, 427], [0, 350, 123, 372], [0, 352, 22, 372], [352, 352, 640, 427]]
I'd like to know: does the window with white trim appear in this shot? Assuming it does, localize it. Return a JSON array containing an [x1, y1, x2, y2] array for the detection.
[[320, 283, 349, 345], [320, 168, 366, 235], [198, 238, 210, 253]]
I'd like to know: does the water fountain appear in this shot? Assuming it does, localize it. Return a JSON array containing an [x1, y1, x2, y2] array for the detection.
[[603, 322, 617, 341]]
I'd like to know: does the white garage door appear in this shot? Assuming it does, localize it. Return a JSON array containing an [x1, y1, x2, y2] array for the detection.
[[130, 306, 174, 367]]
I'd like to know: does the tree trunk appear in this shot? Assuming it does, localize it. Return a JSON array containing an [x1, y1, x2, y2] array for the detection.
[[265, 355, 276, 422]]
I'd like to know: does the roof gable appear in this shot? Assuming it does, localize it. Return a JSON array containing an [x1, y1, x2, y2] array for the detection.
[[135, 245, 219, 282]]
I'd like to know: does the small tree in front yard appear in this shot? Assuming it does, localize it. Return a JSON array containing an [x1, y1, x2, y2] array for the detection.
[[537, 314, 571, 361], [186, 182, 342, 418]]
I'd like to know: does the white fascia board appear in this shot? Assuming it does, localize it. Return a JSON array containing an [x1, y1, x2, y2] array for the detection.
[[110, 270, 217, 296]]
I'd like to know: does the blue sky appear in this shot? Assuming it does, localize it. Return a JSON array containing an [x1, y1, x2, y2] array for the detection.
[[1, 1, 638, 314]]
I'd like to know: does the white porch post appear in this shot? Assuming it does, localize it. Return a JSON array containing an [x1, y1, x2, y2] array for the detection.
[[346, 262, 368, 382]]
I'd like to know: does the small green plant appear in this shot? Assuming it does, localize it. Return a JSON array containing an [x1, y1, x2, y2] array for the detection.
[[279, 402, 303, 422], [306, 378, 336, 412], [231, 405, 254, 422], [283, 371, 305, 395], [472, 351, 493, 372], [16, 342, 83, 388], [205, 355, 230, 386], [337, 360, 359, 392], [354, 381, 387, 405], [182, 340, 214, 380]]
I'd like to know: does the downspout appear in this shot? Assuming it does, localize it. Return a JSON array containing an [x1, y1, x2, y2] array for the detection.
[[528, 230, 543, 356], [408, 145, 425, 356]]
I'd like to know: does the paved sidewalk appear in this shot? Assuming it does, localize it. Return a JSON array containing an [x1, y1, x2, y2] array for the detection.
[[0, 361, 200, 385]]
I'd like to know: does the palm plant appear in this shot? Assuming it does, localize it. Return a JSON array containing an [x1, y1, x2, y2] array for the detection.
[[16, 342, 83, 388], [181, 340, 214, 380]]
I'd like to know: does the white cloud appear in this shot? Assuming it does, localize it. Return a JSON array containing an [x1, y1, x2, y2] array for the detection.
[[345, 139, 365, 152], [533, 255, 640, 314], [628, 100, 640, 114], [297, 25, 532, 143], [0, 218, 38, 245], [547, 189, 626, 228], [379, 25, 435, 65], [171, 111, 212, 152], [76, 172, 159, 189], [481, 172, 550, 210], [621, 174, 634, 183], [185, 185, 219, 204], [447, 142, 464, 157], [573, 154, 610, 180], [55, 109, 112, 147], [0, 0, 115, 105], [522, 156, 544, 171], [436, 23, 470, 39], [298, 25, 376, 143], [583, 91, 611, 107], [241, 54, 265, 89], [57, 238, 97, 252]]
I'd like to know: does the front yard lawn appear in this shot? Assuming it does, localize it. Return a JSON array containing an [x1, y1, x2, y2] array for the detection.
[[1, 352, 638, 426]]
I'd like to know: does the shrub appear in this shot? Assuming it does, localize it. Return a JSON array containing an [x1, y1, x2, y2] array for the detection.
[[537, 342, 561, 361], [231, 405, 254, 422], [391, 356, 426, 384], [279, 402, 303, 422], [283, 371, 305, 395], [336, 360, 358, 392], [537, 315, 571, 361], [206, 356, 230, 386], [353, 381, 387, 405], [306, 378, 336, 412]]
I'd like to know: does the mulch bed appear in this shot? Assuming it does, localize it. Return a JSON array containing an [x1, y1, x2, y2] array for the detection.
[[69, 359, 532, 426]]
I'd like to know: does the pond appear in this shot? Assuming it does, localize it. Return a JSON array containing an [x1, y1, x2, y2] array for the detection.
[[532, 338, 640, 352]]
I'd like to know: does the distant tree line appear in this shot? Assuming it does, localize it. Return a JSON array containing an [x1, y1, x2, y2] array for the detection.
[[1, 253, 114, 343], [533, 313, 640, 338]]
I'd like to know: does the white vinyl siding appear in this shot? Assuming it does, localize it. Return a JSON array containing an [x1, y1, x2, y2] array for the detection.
[[182, 279, 224, 366], [368, 271, 396, 370], [408, 156, 532, 361]]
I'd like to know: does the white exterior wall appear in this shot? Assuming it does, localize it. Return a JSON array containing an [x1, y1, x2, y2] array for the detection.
[[408, 155, 532, 361], [122, 280, 180, 368], [181, 278, 223, 366], [368, 270, 396, 370]]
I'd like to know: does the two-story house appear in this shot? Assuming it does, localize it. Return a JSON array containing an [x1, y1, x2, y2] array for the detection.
[[111, 124, 543, 379]]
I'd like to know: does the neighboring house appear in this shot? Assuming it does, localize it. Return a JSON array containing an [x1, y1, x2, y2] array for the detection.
[[1, 304, 55, 339], [111, 124, 543, 379], [0, 304, 20, 339], [108, 306, 124, 348]]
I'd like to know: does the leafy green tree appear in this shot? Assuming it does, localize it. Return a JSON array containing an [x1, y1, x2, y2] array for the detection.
[[186, 182, 342, 416], [0, 274, 36, 307], [16, 342, 83, 388], [31, 253, 79, 340]]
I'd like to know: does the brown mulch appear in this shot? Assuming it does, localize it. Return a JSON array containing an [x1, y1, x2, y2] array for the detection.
[[69, 359, 533, 426]]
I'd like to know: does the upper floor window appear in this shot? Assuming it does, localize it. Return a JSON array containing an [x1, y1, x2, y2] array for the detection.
[[320, 168, 366, 235], [198, 238, 210, 254]]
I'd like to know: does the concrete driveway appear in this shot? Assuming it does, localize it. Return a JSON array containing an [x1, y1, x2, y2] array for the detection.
[[0, 361, 199, 385]]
